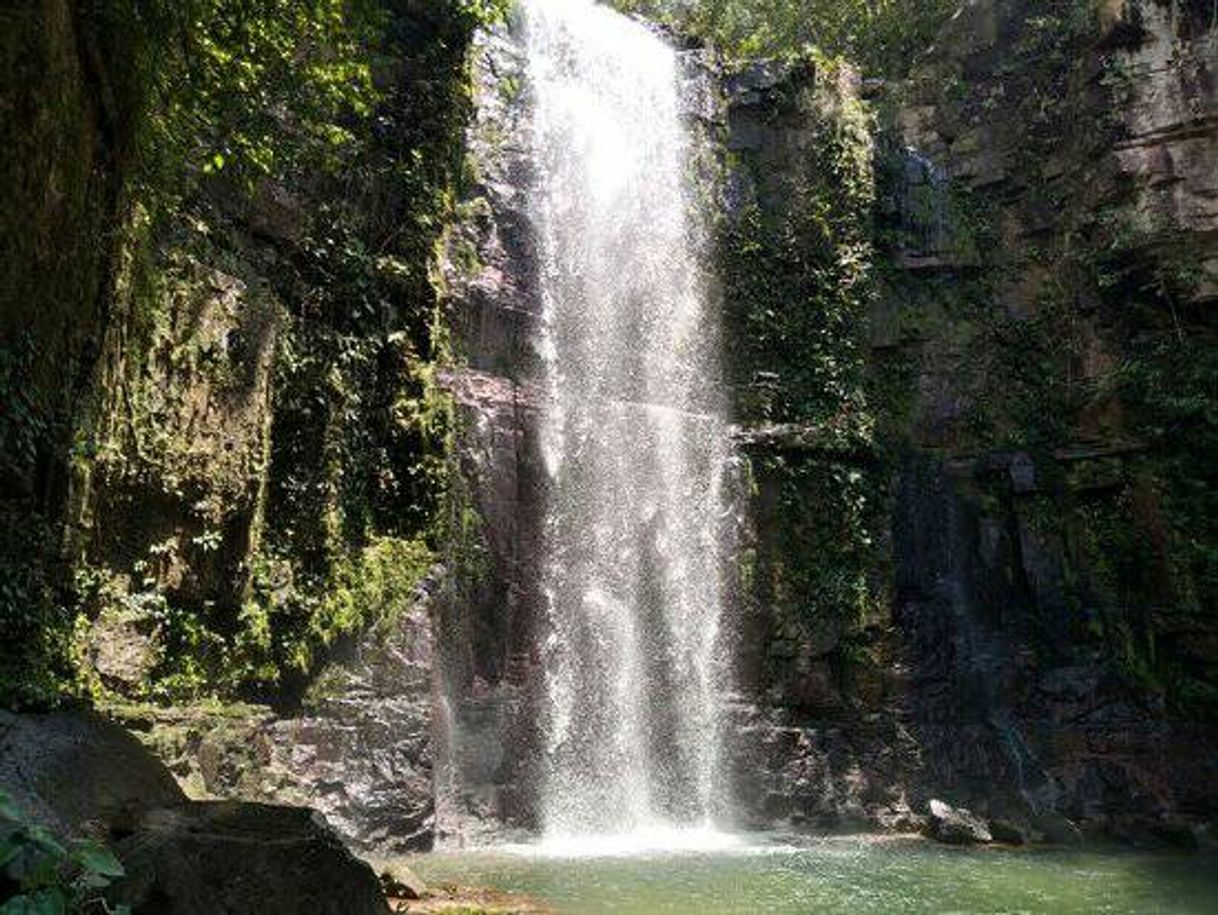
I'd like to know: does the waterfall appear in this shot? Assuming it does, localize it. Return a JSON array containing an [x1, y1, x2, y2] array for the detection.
[[524, 0, 733, 842]]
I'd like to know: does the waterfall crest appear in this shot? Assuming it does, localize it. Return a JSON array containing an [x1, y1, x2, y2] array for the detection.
[[524, 0, 732, 840]]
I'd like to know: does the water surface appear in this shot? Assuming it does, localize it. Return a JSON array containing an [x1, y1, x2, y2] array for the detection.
[[410, 835, 1218, 914]]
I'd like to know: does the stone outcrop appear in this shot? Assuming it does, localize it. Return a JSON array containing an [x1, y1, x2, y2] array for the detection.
[[0, 709, 390, 915], [111, 578, 438, 853], [925, 799, 992, 845], [111, 802, 390, 915], [429, 22, 548, 842]]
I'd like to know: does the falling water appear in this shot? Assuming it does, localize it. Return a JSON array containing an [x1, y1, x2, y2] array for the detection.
[[524, 0, 733, 842]]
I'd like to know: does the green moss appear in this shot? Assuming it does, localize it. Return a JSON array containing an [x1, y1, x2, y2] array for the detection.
[[1, 1, 509, 708], [723, 62, 884, 643], [869, 0, 1218, 721]]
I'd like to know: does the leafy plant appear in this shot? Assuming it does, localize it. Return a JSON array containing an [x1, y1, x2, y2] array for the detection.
[[0, 790, 129, 915], [613, 0, 957, 76]]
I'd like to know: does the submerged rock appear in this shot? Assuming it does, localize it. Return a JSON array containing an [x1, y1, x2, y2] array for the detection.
[[925, 799, 993, 845]]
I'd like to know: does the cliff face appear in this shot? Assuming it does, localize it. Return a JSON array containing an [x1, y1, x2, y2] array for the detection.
[[728, 0, 1218, 838], [3, 0, 1216, 853], [870, 0, 1218, 835], [1, 0, 494, 853], [0, 0, 144, 701], [435, 0, 1218, 842]]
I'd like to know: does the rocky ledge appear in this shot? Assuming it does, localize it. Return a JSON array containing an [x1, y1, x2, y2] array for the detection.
[[0, 708, 391, 914]]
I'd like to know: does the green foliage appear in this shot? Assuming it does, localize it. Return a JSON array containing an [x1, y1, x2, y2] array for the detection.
[[0, 790, 129, 915], [0, 340, 50, 484], [0, 0, 507, 707], [746, 451, 882, 634], [723, 64, 883, 639], [113, 0, 382, 201], [241, 536, 435, 687], [722, 69, 874, 433], [614, 0, 957, 76], [1095, 225, 1218, 717]]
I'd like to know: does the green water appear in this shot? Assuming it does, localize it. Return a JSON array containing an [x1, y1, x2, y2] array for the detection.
[[409, 836, 1218, 914]]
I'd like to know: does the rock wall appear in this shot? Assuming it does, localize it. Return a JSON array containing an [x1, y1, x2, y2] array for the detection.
[[0, 0, 146, 701], [109, 581, 438, 853], [437, 0, 1218, 843], [431, 22, 546, 841], [870, 0, 1218, 837]]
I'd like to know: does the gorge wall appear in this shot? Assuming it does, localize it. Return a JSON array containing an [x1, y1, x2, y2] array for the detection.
[[2, 0, 1216, 855], [872, 0, 1218, 838], [1, 0, 497, 853], [439, 0, 1218, 842]]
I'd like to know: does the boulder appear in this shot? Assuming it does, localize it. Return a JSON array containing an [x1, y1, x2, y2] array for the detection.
[[110, 802, 390, 915], [379, 861, 427, 901], [0, 708, 184, 837], [988, 818, 1028, 845], [0, 710, 391, 915], [926, 799, 992, 844]]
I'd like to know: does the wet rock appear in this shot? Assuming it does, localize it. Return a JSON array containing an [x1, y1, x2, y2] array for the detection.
[[116, 582, 440, 854], [111, 802, 389, 915], [1008, 452, 1037, 494], [926, 799, 992, 845], [1030, 812, 1083, 847], [988, 818, 1028, 845], [1147, 818, 1201, 851], [87, 604, 162, 692], [379, 861, 427, 900], [1195, 821, 1218, 851]]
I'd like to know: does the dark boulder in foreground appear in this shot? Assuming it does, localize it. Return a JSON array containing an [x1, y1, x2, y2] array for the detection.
[[0, 708, 389, 915], [111, 801, 390, 915], [925, 799, 993, 845]]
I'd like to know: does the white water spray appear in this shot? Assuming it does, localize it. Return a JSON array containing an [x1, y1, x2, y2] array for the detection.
[[524, 0, 733, 842]]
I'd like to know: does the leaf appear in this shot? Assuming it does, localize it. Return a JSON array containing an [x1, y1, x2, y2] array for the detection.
[[0, 887, 66, 915], [0, 836, 21, 871], [0, 894, 34, 915], [74, 844, 125, 879], [0, 790, 22, 824], [27, 888, 67, 915], [23, 826, 66, 860]]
